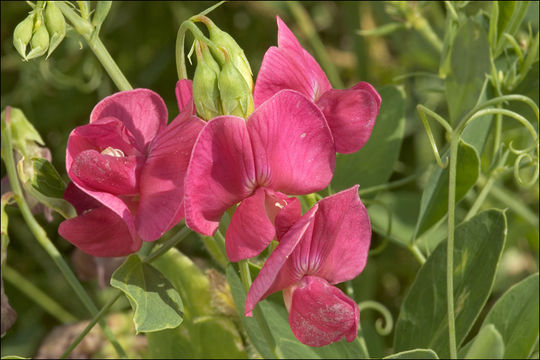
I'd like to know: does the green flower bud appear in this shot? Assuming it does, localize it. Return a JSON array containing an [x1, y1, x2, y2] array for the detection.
[[218, 49, 254, 119], [44, 1, 66, 58], [1, 107, 44, 158], [193, 41, 222, 120], [13, 14, 34, 60], [193, 15, 253, 91], [26, 18, 49, 60]]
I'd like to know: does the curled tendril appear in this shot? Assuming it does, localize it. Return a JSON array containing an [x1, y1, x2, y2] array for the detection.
[[357, 300, 394, 336], [514, 153, 539, 187], [417, 104, 453, 169], [458, 106, 539, 188]]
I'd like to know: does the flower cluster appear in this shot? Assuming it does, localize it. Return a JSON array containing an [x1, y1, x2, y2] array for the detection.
[[59, 17, 380, 347]]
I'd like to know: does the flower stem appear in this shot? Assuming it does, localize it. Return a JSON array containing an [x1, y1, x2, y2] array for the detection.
[[239, 259, 279, 359], [1, 113, 128, 359], [446, 135, 459, 359], [358, 172, 421, 197], [3, 265, 77, 324], [56, 1, 132, 91]]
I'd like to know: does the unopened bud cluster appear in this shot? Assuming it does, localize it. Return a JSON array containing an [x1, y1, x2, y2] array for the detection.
[[191, 16, 254, 120], [13, 1, 66, 61]]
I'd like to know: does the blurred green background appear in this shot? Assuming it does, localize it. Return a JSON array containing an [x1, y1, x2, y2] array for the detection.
[[1, 2, 538, 358]]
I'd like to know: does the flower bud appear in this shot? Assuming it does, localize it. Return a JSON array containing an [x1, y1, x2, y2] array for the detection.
[[193, 41, 222, 120], [44, 1, 66, 58], [217, 49, 254, 119], [2, 107, 44, 158], [193, 15, 253, 91], [26, 18, 49, 60], [13, 14, 34, 60]]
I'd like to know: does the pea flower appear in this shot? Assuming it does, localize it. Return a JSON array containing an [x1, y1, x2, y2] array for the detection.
[[184, 90, 335, 262], [254, 17, 381, 154], [245, 186, 371, 347], [59, 81, 204, 257]]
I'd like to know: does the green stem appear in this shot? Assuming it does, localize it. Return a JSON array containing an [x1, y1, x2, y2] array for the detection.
[[3, 265, 77, 324], [175, 20, 215, 80], [492, 105, 503, 160], [60, 291, 123, 359], [61, 226, 191, 358], [287, 1, 344, 88], [356, 322, 371, 358], [488, 180, 539, 226], [0, 117, 128, 359], [409, 244, 427, 265], [464, 174, 497, 222], [446, 136, 459, 359], [56, 1, 132, 91], [358, 172, 421, 197], [239, 260, 279, 359], [202, 229, 228, 269]]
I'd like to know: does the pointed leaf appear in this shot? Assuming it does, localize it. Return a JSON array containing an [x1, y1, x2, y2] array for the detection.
[[110, 254, 184, 333], [414, 140, 480, 238], [464, 324, 504, 359], [394, 210, 507, 357]]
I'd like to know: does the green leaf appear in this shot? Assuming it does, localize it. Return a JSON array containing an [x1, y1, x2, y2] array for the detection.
[[413, 140, 480, 238], [384, 349, 439, 359], [497, 2, 529, 46], [110, 254, 184, 333], [226, 265, 367, 359], [394, 210, 507, 358], [147, 249, 246, 359], [463, 324, 505, 359], [446, 19, 490, 125], [331, 85, 405, 195], [29, 158, 65, 199], [482, 273, 539, 358]]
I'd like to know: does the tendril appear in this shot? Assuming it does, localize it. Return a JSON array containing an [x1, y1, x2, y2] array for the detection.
[[357, 301, 394, 336], [417, 104, 453, 169]]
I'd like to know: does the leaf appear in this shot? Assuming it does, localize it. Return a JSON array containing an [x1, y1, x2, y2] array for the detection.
[[497, 2, 529, 44], [446, 19, 490, 125], [147, 249, 246, 359], [384, 349, 439, 359], [226, 265, 367, 359], [394, 210, 507, 358], [413, 140, 480, 238], [110, 254, 184, 333], [331, 85, 405, 196], [482, 273, 539, 358], [29, 158, 65, 199], [463, 324, 505, 359]]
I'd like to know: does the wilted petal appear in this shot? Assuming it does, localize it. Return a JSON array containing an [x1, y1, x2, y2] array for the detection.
[[245, 206, 317, 316], [184, 116, 256, 236], [288, 276, 359, 347], [254, 17, 331, 106], [248, 90, 335, 195], [59, 206, 141, 257], [175, 79, 197, 116], [308, 185, 371, 284], [90, 89, 168, 153], [316, 83, 381, 154], [136, 113, 204, 241]]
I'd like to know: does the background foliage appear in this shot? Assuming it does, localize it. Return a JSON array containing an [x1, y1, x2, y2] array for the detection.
[[1, 1, 538, 358]]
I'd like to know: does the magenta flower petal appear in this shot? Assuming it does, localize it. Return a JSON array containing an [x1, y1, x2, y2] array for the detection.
[[63, 181, 102, 214], [66, 118, 137, 171], [248, 90, 335, 194], [254, 18, 331, 107], [310, 185, 371, 284], [316, 84, 381, 154], [184, 116, 256, 236], [245, 206, 317, 316], [175, 79, 197, 116], [136, 113, 204, 241], [274, 196, 302, 240], [225, 188, 276, 262], [90, 89, 168, 153], [70, 150, 143, 196], [288, 276, 359, 347], [59, 206, 141, 257]]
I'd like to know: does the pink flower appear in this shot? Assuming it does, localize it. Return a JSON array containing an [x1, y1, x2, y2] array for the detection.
[[184, 90, 336, 262], [59, 81, 204, 257], [245, 186, 371, 347], [254, 17, 381, 154]]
